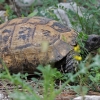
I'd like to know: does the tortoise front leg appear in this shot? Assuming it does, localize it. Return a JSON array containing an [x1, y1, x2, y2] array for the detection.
[[55, 51, 77, 73], [64, 53, 76, 73]]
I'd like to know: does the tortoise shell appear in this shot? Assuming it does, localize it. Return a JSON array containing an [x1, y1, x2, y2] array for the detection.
[[0, 16, 77, 73]]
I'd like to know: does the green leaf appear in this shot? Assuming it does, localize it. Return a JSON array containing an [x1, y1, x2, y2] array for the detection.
[[0, 0, 5, 4], [28, 11, 38, 17], [73, 85, 88, 95]]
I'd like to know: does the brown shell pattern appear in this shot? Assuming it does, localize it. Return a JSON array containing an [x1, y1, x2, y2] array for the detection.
[[0, 17, 77, 73]]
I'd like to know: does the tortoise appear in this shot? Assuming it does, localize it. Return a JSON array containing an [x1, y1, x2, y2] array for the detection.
[[0, 16, 100, 74]]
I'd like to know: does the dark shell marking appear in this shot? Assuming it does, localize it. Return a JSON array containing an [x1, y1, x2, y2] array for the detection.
[[0, 17, 77, 73], [51, 22, 71, 32]]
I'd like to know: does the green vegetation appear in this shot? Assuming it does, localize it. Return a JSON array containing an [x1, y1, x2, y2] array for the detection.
[[0, 0, 100, 100]]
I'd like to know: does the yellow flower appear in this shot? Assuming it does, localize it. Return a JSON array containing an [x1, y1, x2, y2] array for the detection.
[[74, 45, 81, 53], [74, 55, 82, 61]]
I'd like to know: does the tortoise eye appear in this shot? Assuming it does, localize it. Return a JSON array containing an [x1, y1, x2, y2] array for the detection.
[[92, 37, 98, 42]]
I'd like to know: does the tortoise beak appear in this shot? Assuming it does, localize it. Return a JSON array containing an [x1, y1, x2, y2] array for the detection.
[[85, 34, 100, 52]]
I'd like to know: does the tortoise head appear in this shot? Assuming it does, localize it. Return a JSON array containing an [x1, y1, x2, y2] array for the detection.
[[85, 34, 100, 52]]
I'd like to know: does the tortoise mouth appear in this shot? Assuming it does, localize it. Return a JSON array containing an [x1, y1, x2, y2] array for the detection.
[[89, 44, 100, 52], [85, 43, 100, 52]]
